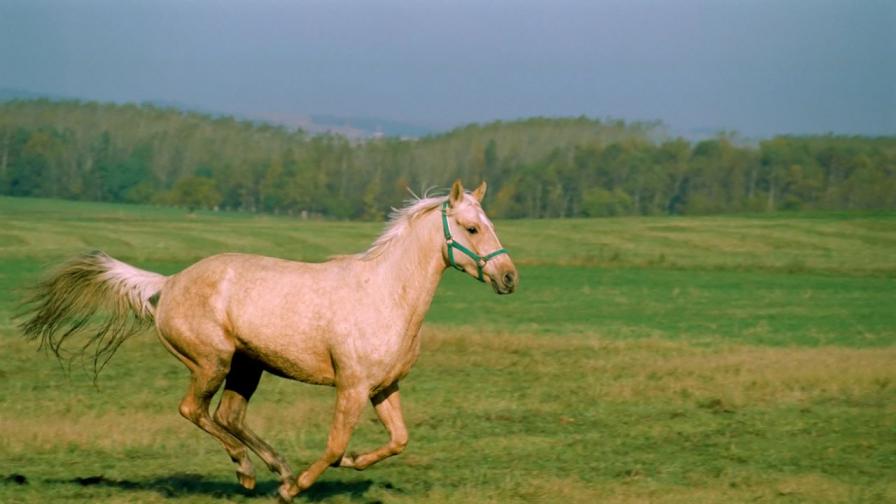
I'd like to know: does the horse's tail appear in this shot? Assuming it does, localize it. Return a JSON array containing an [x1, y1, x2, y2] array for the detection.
[[18, 250, 168, 376]]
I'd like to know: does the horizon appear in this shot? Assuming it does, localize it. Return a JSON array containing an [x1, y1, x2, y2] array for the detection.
[[3, 87, 892, 143], [1, 0, 894, 138]]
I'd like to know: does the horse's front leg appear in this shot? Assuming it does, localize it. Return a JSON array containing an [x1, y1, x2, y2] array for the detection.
[[282, 386, 367, 502], [340, 383, 408, 471]]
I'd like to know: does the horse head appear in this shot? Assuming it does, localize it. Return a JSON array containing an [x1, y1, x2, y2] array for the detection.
[[441, 180, 518, 295]]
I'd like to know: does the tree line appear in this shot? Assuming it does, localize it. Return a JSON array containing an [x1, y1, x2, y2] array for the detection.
[[1, 99, 894, 219]]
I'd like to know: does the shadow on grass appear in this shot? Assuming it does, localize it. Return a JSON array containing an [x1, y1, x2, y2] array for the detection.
[[41, 473, 381, 501]]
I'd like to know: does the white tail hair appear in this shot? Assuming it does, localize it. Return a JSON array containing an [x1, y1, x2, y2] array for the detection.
[[18, 250, 167, 376]]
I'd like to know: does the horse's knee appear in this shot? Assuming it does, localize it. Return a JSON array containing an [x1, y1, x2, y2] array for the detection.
[[179, 400, 199, 422], [391, 431, 408, 454]]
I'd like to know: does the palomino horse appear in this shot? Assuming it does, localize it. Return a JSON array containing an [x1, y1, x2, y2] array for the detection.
[[19, 180, 517, 502]]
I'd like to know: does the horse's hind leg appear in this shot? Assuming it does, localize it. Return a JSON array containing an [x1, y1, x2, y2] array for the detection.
[[214, 353, 293, 492], [177, 357, 257, 489], [158, 329, 255, 490]]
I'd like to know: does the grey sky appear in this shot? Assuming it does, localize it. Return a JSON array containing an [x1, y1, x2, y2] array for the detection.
[[1, 0, 893, 137]]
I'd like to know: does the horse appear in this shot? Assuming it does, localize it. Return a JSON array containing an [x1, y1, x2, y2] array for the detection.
[[18, 180, 517, 502]]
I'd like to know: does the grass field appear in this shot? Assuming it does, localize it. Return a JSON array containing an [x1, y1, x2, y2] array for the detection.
[[1, 196, 894, 503]]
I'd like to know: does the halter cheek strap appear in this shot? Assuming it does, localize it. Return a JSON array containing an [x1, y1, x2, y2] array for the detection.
[[441, 201, 509, 282]]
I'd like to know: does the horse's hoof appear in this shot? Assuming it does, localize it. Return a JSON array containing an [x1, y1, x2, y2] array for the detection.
[[336, 452, 358, 469], [277, 480, 299, 504], [236, 470, 256, 490]]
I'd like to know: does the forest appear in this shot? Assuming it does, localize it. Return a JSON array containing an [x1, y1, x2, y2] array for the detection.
[[1, 99, 894, 219]]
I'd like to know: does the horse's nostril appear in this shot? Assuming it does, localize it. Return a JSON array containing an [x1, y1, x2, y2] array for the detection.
[[503, 272, 515, 287]]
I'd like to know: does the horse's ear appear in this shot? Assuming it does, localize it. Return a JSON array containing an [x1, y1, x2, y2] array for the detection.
[[449, 179, 464, 207], [472, 181, 487, 202]]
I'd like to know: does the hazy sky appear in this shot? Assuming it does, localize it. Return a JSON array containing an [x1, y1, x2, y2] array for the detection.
[[1, 0, 893, 137]]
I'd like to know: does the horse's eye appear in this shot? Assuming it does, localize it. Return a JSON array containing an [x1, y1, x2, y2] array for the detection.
[[466, 227, 478, 234]]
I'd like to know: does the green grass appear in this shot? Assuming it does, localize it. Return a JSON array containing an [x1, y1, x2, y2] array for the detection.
[[1, 196, 895, 503]]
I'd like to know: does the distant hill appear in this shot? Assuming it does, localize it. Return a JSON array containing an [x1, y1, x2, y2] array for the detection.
[[310, 114, 437, 139], [240, 112, 438, 139], [0, 88, 438, 139], [0, 88, 66, 102]]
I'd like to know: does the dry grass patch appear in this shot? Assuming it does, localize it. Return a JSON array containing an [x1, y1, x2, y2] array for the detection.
[[0, 411, 186, 452], [421, 325, 896, 408], [590, 342, 896, 407]]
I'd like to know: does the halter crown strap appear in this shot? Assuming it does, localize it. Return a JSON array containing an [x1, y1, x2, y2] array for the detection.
[[441, 201, 509, 282]]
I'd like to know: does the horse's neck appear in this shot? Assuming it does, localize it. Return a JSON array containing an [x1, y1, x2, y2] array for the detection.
[[365, 212, 445, 329]]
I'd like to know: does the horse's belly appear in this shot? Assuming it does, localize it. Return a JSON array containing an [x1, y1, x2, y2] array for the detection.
[[237, 334, 336, 385]]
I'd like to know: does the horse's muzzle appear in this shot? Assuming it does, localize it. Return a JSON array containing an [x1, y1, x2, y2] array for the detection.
[[492, 269, 517, 295]]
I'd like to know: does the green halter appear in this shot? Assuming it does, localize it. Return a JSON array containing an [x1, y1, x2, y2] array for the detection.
[[441, 201, 509, 282]]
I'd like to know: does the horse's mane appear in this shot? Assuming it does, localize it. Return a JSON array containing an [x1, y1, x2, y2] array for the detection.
[[358, 193, 447, 260]]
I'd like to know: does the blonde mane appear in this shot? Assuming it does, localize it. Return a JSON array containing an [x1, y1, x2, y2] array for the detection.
[[359, 195, 448, 260]]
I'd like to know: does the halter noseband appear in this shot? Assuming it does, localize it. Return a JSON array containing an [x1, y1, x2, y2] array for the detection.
[[441, 201, 509, 282]]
